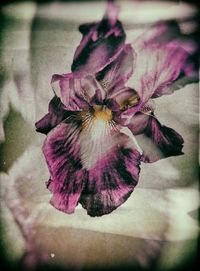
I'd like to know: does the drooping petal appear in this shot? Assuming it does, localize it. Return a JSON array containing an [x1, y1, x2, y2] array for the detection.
[[43, 109, 141, 216], [71, 1, 125, 74], [79, 145, 140, 217], [128, 42, 189, 104], [76, 112, 141, 216], [96, 44, 135, 96], [51, 73, 105, 110], [42, 119, 86, 214], [128, 112, 184, 163], [35, 96, 71, 134]]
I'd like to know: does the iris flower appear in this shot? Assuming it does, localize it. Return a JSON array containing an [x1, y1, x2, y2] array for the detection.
[[36, 2, 195, 216]]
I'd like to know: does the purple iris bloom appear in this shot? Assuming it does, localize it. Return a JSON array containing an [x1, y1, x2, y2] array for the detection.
[[35, 2, 194, 217]]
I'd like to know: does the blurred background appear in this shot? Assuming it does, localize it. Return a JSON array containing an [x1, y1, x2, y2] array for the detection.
[[0, 0, 199, 270]]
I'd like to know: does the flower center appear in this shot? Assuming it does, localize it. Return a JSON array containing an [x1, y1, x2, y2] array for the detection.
[[93, 105, 112, 121]]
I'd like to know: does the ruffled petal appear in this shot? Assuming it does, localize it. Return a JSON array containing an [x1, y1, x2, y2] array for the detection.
[[128, 42, 189, 104], [96, 44, 135, 96], [128, 113, 184, 163], [42, 119, 86, 214], [71, 2, 125, 74], [51, 73, 105, 110], [35, 96, 71, 134]]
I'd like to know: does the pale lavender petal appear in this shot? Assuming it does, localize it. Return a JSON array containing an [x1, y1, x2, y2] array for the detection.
[[132, 20, 198, 93], [71, 2, 125, 74], [35, 96, 71, 134], [51, 73, 105, 110], [133, 20, 181, 49], [96, 44, 135, 96], [42, 120, 86, 214], [128, 42, 189, 104], [128, 113, 184, 163]]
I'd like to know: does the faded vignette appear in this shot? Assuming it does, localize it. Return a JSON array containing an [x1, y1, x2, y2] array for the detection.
[[0, 0, 199, 271]]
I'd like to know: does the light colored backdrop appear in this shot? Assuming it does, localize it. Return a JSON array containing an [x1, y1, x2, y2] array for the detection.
[[0, 1, 198, 270]]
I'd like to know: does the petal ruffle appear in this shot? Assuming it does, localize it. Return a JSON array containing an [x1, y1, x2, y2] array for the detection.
[[35, 96, 70, 134], [128, 113, 184, 163], [71, 2, 125, 74], [42, 119, 86, 214], [51, 73, 105, 110], [96, 44, 135, 96]]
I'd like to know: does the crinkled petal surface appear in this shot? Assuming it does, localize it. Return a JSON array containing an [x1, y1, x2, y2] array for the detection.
[[96, 44, 135, 97], [128, 113, 184, 163], [35, 96, 71, 134], [119, 43, 190, 124], [43, 111, 141, 216], [132, 20, 198, 93], [51, 73, 105, 110], [128, 43, 189, 104], [71, 2, 125, 74]]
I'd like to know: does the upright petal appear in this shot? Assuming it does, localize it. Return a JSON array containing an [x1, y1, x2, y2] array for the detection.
[[71, 1, 125, 74], [51, 73, 105, 110], [128, 42, 189, 104], [42, 119, 86, 214], [128, 113, 184, 163], [35, 96, 71, 134], [95, 44, 135, 96], [132, 20, 198, 94], [133, 20, 182, 49]]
